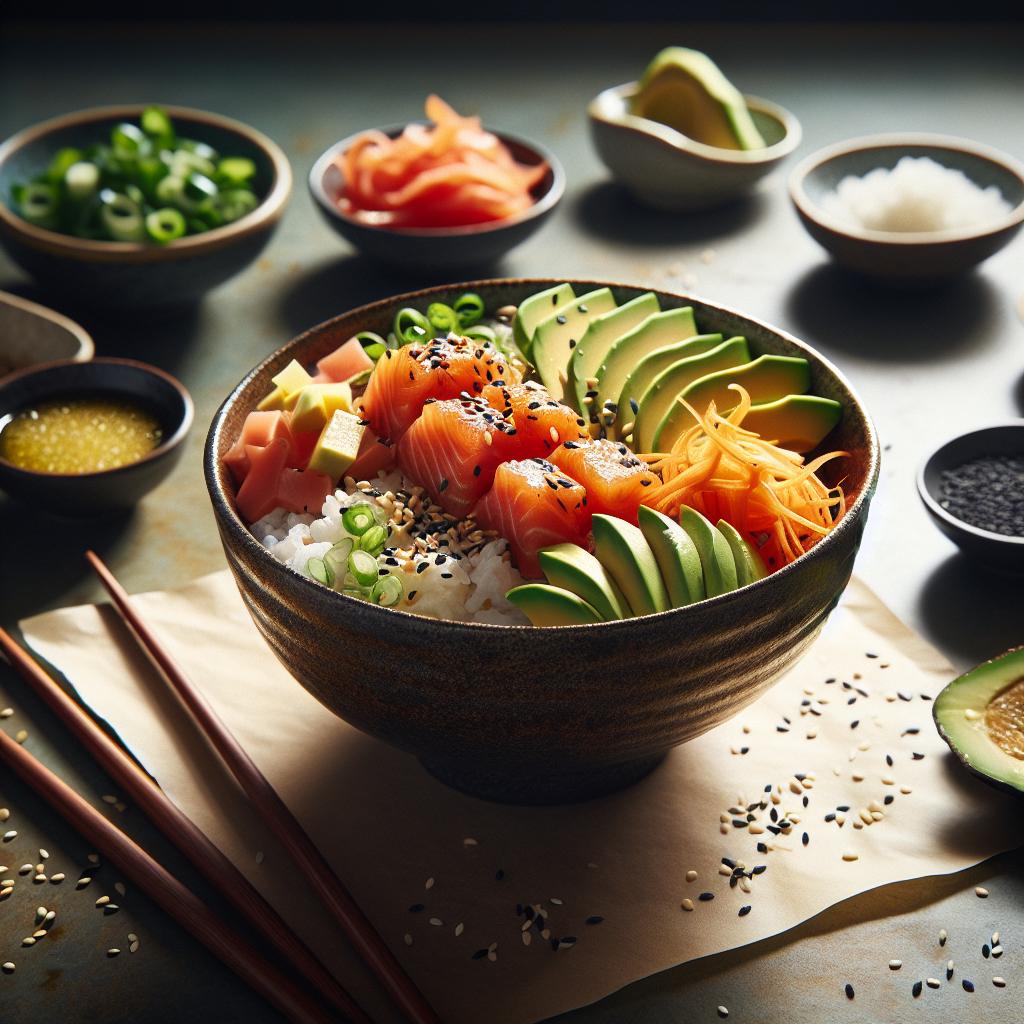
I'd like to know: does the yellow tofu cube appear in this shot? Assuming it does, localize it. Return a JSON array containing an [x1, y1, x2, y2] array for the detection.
[[309, 409, 365, 480], [289, 383, 353, 435], [257, 360, 314, 411]]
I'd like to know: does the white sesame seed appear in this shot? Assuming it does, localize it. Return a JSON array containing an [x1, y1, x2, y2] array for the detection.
[[0, 708, 12, 718], [76, 877, 92, 890], [900, 785, 913, 794], [33, 874, 46, 884], [129, 939, 140, 954], [462, 838, 478, 847], [0, 809, 8, 821], [842, 852, 859, 862], [686, 870, 698, 882], [87, 853, 99, 865], [114, 882, 126, 896], [255, 851, 264, 864], [96, 896, 110, 906], [44, 911, 55, 923], [1, 963, 13, 974], [681, 898, 695, 911], [521, 930, 531, 946], [2, 831, 16, 842], [550, 897, 563, 905], [993, 977, 1006, 987], [21, 938, 34, 947], [32, 930, 46, 940], [38, 849, 48, 860], [992, 945, 1003, 958], [975, 886, 989, 898], [18, 865, 31, 875], [107, 948, 121, 957], [926, 978, 940, 989], [404, 933, 413, 946], [425, 877, 435, 890], [49, 873, 64, 884], [717, 1006, 729, 1019], [939, 929, 948, 945], [14, 730, 27, 744], [889, 960, 902, 969], [454, 923, 464, 937], [0, 887, 12, 900], [428, 917, 443, 927]]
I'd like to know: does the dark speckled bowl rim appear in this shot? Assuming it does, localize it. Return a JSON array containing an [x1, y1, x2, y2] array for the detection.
[[917, 420, 1024, 548], [0, 357, 194, 479], [308, 124, 565, 239], [789, 133, 1024, 246], [206, 278, 880, 632], [587, 83, 802, 166], [0, 105, 293, 263]]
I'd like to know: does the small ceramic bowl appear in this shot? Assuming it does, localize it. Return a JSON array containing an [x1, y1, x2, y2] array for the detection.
[[206, 279, 879, 804], [0, 290, 94, 378], [587, 83, 801, 210], [789, 134, 1024, 282], [917, 421, 1024, 574], [0, 105, 292, 310], [309, 126, 564, 270], [0, 357, 193, 515]]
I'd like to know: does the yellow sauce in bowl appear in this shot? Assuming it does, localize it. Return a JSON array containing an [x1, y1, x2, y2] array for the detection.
[[0, 397, 163, 474]]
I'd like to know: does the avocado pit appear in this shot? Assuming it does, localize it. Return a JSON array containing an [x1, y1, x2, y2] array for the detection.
[[985, 677, 1024, 760]]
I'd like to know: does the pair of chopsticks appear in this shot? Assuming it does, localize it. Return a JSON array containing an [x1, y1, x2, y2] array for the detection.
[[0, 550, 439, 1024]]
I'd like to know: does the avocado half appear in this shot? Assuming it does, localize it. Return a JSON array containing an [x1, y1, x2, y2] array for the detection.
[[933, 646, 1024, 796]]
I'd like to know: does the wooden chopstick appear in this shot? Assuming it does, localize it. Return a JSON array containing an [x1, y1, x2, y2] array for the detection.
[[85, 551, 439, 1024], [0, 727, 336, 1024], [0, 628, 370, 1024]]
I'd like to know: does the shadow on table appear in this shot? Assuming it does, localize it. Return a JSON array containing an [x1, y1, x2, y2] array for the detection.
[[276, 253, 511, 337], [1012, 367, 1024, 414], [784, 265, 1001, 364], [571, 182, 767, 247], [916, 552, 1024, 667], [0, 498, 133, 623], [0, 277, 203, 378]]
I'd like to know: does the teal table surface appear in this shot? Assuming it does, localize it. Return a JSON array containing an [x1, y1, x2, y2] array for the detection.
[[0, 20, 1022, 1024]]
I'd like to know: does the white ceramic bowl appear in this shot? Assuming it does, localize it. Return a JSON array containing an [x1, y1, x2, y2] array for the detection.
[[0, 290, 93, 379], [587, 82, 801, 211]]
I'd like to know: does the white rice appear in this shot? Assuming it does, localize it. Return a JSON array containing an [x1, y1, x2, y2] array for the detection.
[[249, 470, 528, 625], [820, 156, 1011, 233]]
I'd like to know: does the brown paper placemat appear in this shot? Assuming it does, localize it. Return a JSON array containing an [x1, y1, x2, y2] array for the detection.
[[21, 574, 1023, 1024]]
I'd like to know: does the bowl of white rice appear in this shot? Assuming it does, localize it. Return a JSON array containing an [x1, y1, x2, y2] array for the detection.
[[789, 133, 1024, 282]]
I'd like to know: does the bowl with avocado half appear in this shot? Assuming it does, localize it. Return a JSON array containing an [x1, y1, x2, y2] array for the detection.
[[206, 278, 878, 804], [587, 47, 801, 211], [934, 647, 1024, 796]]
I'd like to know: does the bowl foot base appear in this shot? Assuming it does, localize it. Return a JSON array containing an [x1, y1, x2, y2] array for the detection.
[[419, 752, 666, 805]]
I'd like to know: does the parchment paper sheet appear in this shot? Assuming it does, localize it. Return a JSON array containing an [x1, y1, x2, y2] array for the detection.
[[21, 574, 1024, 1024]]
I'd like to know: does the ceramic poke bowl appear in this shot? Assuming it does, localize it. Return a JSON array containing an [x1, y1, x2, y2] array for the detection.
[[789, 134, 1024, 282], [309, 126, 564, 271], [0, 290, 94, 379], [205, 279, 879, 804], [0, 105, 292, 310], [587, 83, 801, 211]]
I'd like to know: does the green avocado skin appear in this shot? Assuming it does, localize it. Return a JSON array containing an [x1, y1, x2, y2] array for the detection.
[[637, 505, 705, 607], [678, 507, 738, 598], [933, 646, 1024, 796]]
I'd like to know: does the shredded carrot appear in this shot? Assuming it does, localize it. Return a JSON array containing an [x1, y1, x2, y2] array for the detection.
[[335, 95, 548, 229], [639, 385, 848, 572]]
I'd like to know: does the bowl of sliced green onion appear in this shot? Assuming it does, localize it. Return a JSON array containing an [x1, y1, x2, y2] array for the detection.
[[0, 105, 292, 310]]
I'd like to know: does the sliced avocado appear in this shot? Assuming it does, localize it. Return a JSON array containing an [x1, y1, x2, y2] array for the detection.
[[715, 519, 767, 587], [615, 333, 723, 438], [513, 283, 575, 360], [532, 288, 617, 403], [257, 359, 314, 411], [678, 507, 738, 598], [569, 292, 660, 415], [933, 646, 1024, 796], [308, 409, 365, 480], [637, 505, 705, 607], [538, 543, 631, 621], [506, 583, 603, 626], [654, 354, 811, 451], [591, 513, 670, 616], [739, 395, 842, 454], [632, 336, 750, 452], [631, 47, 765, 151]]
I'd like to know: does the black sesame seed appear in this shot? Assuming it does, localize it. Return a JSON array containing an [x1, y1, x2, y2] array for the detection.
[[699, 892, 714, 902], [983, 944, 990, 958], [585, 916, 604, 925], [962, 979, 975, 992], [556, 314, 567, 325], [756, 843, 768, 854], [802, 832, 809, 846], [912, 981, 923, 997], [738, 905, 751, 916], [752, 865, 767, 875], [495, 869, 505, 881], [409, 903, 424, 912], [884, 795, 894, 805], [845, 983, 854, 1000], [886, 754, 894, 767], [472, 948, 488, 960], [912, 752, 925, 760]]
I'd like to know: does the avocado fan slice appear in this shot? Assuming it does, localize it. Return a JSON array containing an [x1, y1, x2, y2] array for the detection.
[[538, 543, 631, 621], [933, 646, 1024, 796], [678, 506, 738, 598], [591, 513, 670, 617], [715, 519, 767, 587], [513, 283, 575, 361], [506, 583, 604, 627], [637, 505, 706, 607], [738, 395, 842, 455]]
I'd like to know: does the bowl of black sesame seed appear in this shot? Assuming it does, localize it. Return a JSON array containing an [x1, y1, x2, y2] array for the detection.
[[917, 421, 1024, 573]]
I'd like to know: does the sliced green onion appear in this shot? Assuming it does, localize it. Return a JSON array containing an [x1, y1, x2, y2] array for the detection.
[[188, 217, 209, 234], [307, 556, 334, 587], [145, 207, 187, 243], [370, 574, 402, 607], [100, 191, 145, 241], [353, 331, 388, 360], [183, 172, 218, 204], [141, 106, 175, 143], [348, 549, 379, 588], [155, 174, 185, 205], [342, 504, 376, 536], [46, 147, 83, 184], [464, 324, 496, 344], [393, 307, 432, 346], [64, 162, 100, 201], [17, 182, 59, 228], [180, 139, 219, 162], [426, 302, 459, 333], [358, 524, 388, 555], [169, 149, 216, 180], [212, 188, 258, 224], [216, 156, 256, 186], [135, 156, 168, 197], [324, 538, 354, 581], [454, 292, 485, 327], [111, 122, 148, 158]]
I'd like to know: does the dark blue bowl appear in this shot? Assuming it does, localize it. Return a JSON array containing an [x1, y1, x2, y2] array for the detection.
[[0, 105, 292, 310], [309, 125, 564, 271], [0, 358, 193, 515]]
